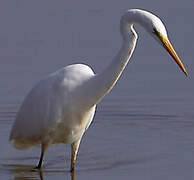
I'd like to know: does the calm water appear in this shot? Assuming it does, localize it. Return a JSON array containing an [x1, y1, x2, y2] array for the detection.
[[0, 0, 194, 180]]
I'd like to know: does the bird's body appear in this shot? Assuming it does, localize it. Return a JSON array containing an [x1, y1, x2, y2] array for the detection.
[[9, 9, 187, 171], [10, 64, 96, 148]]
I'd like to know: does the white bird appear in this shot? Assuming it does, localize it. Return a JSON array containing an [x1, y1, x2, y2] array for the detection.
[[9, 9, 187, 171]]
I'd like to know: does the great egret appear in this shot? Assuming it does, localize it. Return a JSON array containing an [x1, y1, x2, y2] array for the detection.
[[9, 9, 187, 171]]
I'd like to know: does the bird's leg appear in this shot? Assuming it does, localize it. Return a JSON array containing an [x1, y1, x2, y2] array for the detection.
[[71, 170, 76, 180], [34, 143, 48, 170], [71, 139, 81, 172]]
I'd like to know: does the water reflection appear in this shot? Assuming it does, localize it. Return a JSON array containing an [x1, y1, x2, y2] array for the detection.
[[4, 164, 76, 180]]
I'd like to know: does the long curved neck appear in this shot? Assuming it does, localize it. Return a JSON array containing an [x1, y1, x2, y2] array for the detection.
[[77, 14, 138, 108], [93, 22, 138, 100]]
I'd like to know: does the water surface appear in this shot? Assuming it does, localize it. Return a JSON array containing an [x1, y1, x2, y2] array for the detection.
[[0, 0, 194, 180]]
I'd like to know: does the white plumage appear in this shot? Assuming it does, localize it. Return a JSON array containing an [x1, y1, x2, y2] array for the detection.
[[10, 64, 95, 148], [9, 9, 187, 171]]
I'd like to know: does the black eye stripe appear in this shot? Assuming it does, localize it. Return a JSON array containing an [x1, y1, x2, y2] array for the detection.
[[152, 28, 161, 37], [152, 28, 157, 34]]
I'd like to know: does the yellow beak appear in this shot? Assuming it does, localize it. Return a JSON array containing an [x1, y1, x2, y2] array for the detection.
[[157, 32, 188, 76]]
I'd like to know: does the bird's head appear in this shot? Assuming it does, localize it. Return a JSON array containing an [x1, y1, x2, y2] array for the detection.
[[125, 9, 188, 76]]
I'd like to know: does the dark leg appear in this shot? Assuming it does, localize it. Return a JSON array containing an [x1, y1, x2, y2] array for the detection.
[[71, 170, 76, 180], [71, 139, 81, 172], [34, 143, 48, 169], [38, 170, 44, 180]]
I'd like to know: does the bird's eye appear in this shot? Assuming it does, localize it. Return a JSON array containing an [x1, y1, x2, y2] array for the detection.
[[152, 28, 157, 35]]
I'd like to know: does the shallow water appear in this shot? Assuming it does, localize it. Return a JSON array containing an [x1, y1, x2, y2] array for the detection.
[[0, 0, 194, 180], [1, 98, 194, 179]]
